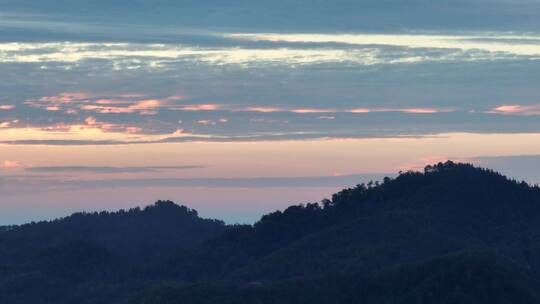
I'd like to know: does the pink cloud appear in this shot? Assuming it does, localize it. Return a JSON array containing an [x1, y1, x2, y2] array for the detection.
[[0, 105, 15, 110], [81, 99, 163, 115], [85, 116, 97, 125], [348, 107, 449, 114], [238, 106, 449, 114], [94, 99, 129, 105], [398, 156, 451, 172], [0, 160, 31, 169], [489, 104, 540, 115], [290, 108, 336, 114]]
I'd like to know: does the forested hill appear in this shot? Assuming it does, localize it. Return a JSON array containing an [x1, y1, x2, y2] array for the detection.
[[0, 201, 225, 276], [3, 161, 540, 303], [164, 161, 540, 282]]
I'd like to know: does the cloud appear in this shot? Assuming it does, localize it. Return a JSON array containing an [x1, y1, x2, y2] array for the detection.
[[238, 107, 283, 113], [174, 104, 221, 111], [24, 93, 191, 116], [0, 105, 15, 110], [489, 103, 540, 115], [0, 160, 31, 169], [1, 173, 390, 191], [0, 120, 19, 128], [228, 33, 540, 57], [25, 165, 203, 174], [238, 106, 451, 114], [290, 108, 337, 114], [81, 99, 162, 115], [0, 34, 535, 70], [348, 107, 450, 114], [195, 118, 228, 126]]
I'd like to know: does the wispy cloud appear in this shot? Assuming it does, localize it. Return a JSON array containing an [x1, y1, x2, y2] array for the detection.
[[0, 160, 31, 169], [0, 173, 389, 191], [25, 92, 172, 116], [25, 165, 203, 174], [0, 120, 19, 128], [348, 107, 449, 114], [0, 34, 535, 70], [228, 33, 540, 57], [0, 105, 15, 110], [489, 103, 540, 115], [81, 99, 162, 115], [239, 106, 452, 114], [173, 104, 221, 111]]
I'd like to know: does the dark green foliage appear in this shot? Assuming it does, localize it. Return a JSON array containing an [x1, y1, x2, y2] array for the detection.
[[132, 253, 540, 304], [0, 200, 226, 303]]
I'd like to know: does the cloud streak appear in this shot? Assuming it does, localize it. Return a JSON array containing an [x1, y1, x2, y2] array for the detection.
[[1, 33, 537, 70], [489, 103, 540, 115], [0, 173, 389, 192], [25, 165, 204, 174], [229, 33, 540, 56]]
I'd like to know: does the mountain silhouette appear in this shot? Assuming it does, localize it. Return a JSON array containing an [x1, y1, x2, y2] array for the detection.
[[2, 161, 540, 303]]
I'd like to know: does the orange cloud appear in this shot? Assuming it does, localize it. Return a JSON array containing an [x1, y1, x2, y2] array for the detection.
[[81, 99, 163, 115], [401, 108, 439, 114], [38, 117, 139, 134], [38, 92, 91, 104], [45, 106, 61, 111], [349, 108, 371, 113], [178, 104, 221, 111], [238, 107, 284, 113], [0, 120, 19, 128], [26, 92, 174, 116], [81, 105, 132, 114]]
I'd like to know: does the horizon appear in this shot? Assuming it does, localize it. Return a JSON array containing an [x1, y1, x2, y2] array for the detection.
[[2, 0, 540, 225], [2, 160, 539, 226]]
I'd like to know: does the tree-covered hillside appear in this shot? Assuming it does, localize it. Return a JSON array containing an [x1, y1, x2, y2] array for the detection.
[[2, 161, 540, 303]]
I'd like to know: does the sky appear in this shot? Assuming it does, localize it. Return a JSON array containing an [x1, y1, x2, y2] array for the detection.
[[1, 0, 540, 224]]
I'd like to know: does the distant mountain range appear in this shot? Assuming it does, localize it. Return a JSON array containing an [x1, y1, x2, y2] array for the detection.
[[2, 161, 540, 303]]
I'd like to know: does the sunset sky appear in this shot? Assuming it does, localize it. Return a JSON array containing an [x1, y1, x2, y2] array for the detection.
[[1, 0, 540, 224]]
